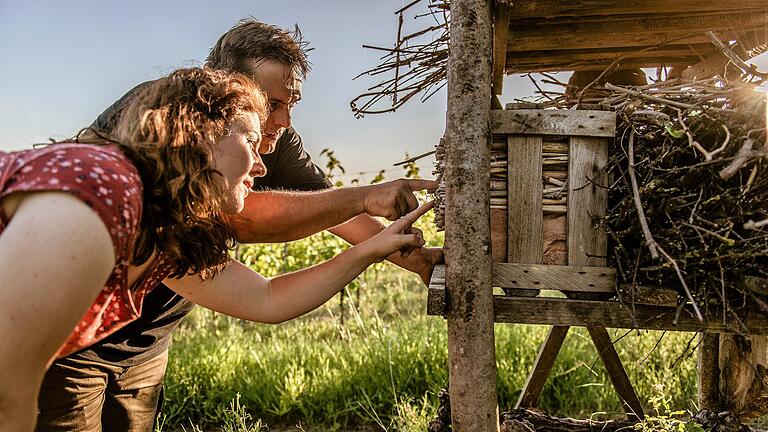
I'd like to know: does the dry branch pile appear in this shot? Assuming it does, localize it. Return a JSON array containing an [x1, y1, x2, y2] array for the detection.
[[599, 78, 767, 324]]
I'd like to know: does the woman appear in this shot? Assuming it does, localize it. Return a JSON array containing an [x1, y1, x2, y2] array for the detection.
[[0, 67, 430, 431]]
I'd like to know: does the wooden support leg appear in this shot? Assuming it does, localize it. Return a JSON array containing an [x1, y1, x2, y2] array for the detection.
[[516, 325, 570, 408], [587, 327, 645, 420], [698, 333, 722, 411]]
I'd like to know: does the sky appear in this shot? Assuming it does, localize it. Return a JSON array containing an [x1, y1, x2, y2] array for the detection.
[[1, 1, 766, 183]]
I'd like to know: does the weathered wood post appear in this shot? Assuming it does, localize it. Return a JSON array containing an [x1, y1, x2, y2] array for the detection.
[[444, 0, 499, 430]]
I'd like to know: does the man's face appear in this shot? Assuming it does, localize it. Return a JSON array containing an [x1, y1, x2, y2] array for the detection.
[[248, 59, 302, 154]]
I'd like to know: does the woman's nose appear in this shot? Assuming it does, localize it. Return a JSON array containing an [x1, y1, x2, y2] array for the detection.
[[251, 155, 267, 178]]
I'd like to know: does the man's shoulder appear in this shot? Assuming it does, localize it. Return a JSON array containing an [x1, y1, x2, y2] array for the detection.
[[91, 80, 159, 133]]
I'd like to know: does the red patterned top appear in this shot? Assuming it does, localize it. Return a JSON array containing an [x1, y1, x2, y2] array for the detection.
[[0, 143, 176, 357]]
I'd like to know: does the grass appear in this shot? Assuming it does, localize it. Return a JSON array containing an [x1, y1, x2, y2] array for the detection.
[[158, 265, 703, 431]]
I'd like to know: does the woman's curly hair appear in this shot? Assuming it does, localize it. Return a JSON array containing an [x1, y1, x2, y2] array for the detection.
[[104, 67, 267, 278]]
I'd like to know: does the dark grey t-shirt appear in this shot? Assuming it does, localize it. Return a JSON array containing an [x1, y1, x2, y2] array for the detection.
[[69, 82, 332, 366]]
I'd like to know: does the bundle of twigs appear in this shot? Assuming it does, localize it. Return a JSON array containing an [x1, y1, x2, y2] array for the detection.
[[350, 0, 449, 117], [599, 78, 767, 323]]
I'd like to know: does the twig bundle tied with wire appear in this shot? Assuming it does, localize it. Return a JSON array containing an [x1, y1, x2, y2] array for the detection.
[[601, 78, 767, 321]]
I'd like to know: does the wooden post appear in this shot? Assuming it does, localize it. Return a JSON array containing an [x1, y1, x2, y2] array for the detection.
[[445, 0, 499, 430]]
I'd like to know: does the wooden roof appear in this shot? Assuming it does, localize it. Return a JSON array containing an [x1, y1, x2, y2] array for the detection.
[[492, 0, 767, 91]]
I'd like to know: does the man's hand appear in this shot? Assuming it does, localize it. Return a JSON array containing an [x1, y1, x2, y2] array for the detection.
[[361, 179, 438, 221], [388, 246, 444, 285]]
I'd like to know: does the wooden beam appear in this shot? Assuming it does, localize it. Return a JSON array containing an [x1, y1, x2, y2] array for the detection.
[[492, 0, 511, 95], [492, 110, 616, 137], [493, 263, 616, 293], [509, 1, 767, 19], [588, 327, 645, 419], [426, 289, 768, 334], [507, 135, 543, 264], [506, 12, 766, 52], [444, 0, 499, 429], [516, 326, 570, 408]]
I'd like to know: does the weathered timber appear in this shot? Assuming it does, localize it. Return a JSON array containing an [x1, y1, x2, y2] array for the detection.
[[492, 109, 615, 137], [588, 327, 644, 419], [492, 263, 615, 293], [699, 333, 723, 411], [491, 208, 508, 263], [444, 0, 499, 430], [492, 0, 510, 95], [567, 136, 610, 267], [508, 1, 767, 19], [719, 335, 768, 419], [515, 326, 570, 408], [507, 135, 543, 264], [505, 12, 766, 52]]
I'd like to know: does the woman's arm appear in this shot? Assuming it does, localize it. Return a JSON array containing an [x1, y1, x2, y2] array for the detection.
[[0, 192, 115, 432], [165, 202, 432, 323]]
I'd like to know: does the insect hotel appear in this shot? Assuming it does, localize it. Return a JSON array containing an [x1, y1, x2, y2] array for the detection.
[[411, 1, 768, 431], [355, 0, 768, 430]]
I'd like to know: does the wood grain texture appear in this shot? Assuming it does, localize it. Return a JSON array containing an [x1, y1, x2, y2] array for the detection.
[[493, 263, 615, 293], [567, 136, 610, 267], [507, 135, 543, 264], [492, 1, 511, 95], [492, 110, 616, 137], [491, 207, 508, 263], [505, 12, 766, 52], [588, 327, 645, 419], [426, 289, 768, 334], [508, 1, 767, 19], [516, 326, 570, 408]]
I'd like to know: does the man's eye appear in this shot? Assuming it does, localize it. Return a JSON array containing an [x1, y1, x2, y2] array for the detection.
[[269, 102, 279, 111], [247, 139, 259, 151]]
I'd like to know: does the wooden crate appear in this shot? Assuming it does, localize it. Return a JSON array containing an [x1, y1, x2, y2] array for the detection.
[[428, 106, 768, 335]]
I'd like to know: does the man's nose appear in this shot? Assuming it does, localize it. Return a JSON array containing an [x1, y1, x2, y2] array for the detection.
[[271, 106, 292, 129]]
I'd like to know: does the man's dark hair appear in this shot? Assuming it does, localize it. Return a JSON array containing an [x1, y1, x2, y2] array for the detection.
[[206, 18, 311, 79]]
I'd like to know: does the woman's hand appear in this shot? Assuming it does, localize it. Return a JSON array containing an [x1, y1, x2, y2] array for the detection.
[[363, 201, 434, 262]]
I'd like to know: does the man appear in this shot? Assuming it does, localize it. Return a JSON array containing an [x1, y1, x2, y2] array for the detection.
[[36, 19, 442, 431]]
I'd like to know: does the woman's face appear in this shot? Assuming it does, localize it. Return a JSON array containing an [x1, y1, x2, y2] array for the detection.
[[213, 112, 266, 214]]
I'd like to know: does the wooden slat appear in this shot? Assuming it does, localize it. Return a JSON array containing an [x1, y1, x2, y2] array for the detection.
[[507, 135, 543, 264], [506, 44, 712, 65], [588, 327, 645, 419], [508, 59, 696, 73], [505, 12, 766, 52], [568, 136, 610, 267], [516, 326, 570, 408], [427, 264, 446, 316], [508, 1, 767, 19], [492, 1, 511, 95], [426, 287, 768, 334], [492, 110, 616, 137], [492, 297, 768, 334], [493, 263, 615, 293], [491, 207, 508, 263]]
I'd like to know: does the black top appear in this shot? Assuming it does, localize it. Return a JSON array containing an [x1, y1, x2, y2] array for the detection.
[[69, 82, 332, 366]]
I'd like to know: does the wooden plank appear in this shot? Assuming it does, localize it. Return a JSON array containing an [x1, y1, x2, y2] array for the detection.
[[492, 0, 511, 95], [492, 110, 616, 137], [568, 136, 610, 267], [506, 44, 713, 65], [587, 327, 645, 419], [698, 333, 722, 411], [444, 0, 499, 429], [491, 207, 508, 263], [426, 287, 768, 334], [491, 297, 768, 335], [508, 1, 767, 19], [516, 326, 570, 408], [505, 12, 766, 52], [508, 59, 695, 73], [493, 263, 615, 293], [507, 135, 543, 264]]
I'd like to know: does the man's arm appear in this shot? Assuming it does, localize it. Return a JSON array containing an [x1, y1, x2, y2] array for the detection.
[[230, 178, 436, 243], [329, 213, 443, 285]]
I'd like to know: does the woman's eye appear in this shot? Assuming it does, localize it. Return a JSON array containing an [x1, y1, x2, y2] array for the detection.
[[247, 139, 259, 152]]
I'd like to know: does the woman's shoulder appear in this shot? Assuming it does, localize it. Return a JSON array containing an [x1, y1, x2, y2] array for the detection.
[[0, 143, 145, 256]]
